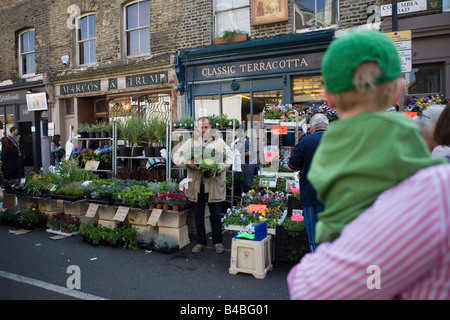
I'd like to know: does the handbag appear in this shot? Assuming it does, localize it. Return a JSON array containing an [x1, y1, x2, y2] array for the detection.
[[52, 148, 65, 158]]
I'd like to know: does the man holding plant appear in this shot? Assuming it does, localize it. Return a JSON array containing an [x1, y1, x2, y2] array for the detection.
[[172, 117, 233, 253]]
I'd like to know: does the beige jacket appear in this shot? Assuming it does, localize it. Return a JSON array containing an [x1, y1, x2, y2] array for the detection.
[[172, 129, 233, 203]]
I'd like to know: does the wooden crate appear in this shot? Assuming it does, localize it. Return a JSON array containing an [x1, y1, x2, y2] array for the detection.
[[97, 205, 116, 221], [158, 225, 190, 249], [229, 235, 273, 279], [128, 208, 150, 226], [63, 200, 88, 216], [157, 210, 187, 228], [3, 193, 17, 211]]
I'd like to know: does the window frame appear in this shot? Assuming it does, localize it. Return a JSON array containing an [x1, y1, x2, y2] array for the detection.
[[124, 0, 151, 58], [214, 0, 251, 39], [294, 0, 339, 33], [18, 29, 36, 78], [404, 63, 444, 97], [76, 13, 97, 66]]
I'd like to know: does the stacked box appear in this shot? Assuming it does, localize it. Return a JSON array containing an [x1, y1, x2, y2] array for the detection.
[[229, 235, 273, 279], [274, 226, 310, 272], [158, 225, 190, 249], [3, 193, 17, 211], [155, 208, 191, 249]]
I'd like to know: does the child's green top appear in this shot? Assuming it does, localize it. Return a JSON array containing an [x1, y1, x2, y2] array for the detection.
[[308, 111, 446, 243]]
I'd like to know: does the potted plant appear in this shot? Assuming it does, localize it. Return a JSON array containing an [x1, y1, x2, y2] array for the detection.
[[153, 117, 167, 157], [60, 214, 80, 234], [49, 212, 64, 231], [216, 30, 248, 45], [143, 117, 156, 157], [18, 206, 47, 230], [153, 234, 179, 254], [198, 159, 221, 178], [117, 119, 131, 157], [77, 123, 90, 138], [127, 116, 145, 157]]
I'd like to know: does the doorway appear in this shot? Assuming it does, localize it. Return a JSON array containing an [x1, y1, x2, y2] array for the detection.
[[19, 121, 33, 173]]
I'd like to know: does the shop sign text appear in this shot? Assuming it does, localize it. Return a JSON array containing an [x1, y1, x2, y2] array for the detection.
[[60, 80, 101, 95], [126, 71, 168, 88], [189, 53, 323, 81]]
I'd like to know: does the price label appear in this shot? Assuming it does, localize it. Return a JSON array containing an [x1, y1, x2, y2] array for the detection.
[[85, 203, 99, 218], [247, 204, 267, 214], [147, 209, 163, 226], [85, 160, 100, 171], [273, 125, 288, 135], [113, 206, 130, 222]]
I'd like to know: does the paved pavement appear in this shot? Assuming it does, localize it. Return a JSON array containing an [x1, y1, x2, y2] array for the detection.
[[0, 224, 290, 301]]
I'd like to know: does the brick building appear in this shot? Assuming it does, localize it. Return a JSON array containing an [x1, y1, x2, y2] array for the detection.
[[0, 0, 448, 171]]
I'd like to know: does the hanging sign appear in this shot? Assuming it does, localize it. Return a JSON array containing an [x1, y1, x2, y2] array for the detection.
[[26, 92, 48, 111]]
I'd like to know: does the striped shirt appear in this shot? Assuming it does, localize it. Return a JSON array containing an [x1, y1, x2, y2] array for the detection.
[[287, 164, 450, 300]]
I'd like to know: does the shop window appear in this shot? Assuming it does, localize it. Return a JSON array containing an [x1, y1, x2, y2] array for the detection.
[[405, 65, 442, 96], [77, 14, 96, 65], [292, 74, 325, 102], [109, 93, 170, 121], [125, 0, 150, 57], [19, 29, 35, 77], [215, 0, 251, 38], [295, 0, 338, 31], [64, 99, 74, 115], [195, 95, 220, 118]]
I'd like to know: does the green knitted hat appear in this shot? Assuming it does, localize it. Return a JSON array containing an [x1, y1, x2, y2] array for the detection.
[[322, 30, 402, 94]]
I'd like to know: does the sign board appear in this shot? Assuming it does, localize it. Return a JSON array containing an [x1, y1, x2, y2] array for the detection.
[[273, 126, 288, 135], [26, 92, 48, 111], [386, 30, 412, 73], [85, 160, 100, 171], [85, 203, 99, 218], [380, 0, 427, 17], [248, 204, 267, 214], [113, 206, 130, 222], [147, 209, 163, 226]]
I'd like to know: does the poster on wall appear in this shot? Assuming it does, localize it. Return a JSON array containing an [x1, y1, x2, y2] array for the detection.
[[251, 0, 288, 26], [26, 92, 48, 111]]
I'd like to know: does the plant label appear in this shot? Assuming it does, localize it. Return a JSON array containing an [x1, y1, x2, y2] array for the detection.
[[85, 203, 99, 218], [114, 206, 129, 222], [147, 209, 163, 226]]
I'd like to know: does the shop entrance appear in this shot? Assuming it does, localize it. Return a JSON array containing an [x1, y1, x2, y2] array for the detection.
[[19, 121, 33, 167]]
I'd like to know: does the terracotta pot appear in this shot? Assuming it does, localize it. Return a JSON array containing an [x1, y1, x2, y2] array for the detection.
[[149, 204, 155, 209], [156, 203, 163, 209], [172, 205, 179, 212], [163, 204, 170, 211]]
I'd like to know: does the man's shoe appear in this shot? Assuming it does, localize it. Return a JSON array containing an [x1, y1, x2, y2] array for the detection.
[[215, 243, 224, 254], [191, 244, 205, 253]]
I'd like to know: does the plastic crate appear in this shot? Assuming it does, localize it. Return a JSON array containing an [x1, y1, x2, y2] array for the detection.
[[274, 225, 309, 272]]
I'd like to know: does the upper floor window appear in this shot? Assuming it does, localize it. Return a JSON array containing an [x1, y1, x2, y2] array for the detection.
[[77, 14, 96, 65], [19, 29, 35, 77], [125, 0, 150, 57], [405, 64, 442, 96], [295, 0, 338, 31], [215, 0, 251, 38]]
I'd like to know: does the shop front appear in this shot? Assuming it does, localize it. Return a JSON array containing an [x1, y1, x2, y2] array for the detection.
[[175, 29, 334, 128], [52, 65, 177, 150], [0, 80, 49, 174]]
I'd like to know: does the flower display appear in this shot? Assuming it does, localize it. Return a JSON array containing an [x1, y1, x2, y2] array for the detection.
[[264, 104, 302, 122], [403, 95, 449, 114], [222, 188, 288, 229], [298, 102, 338, 122]]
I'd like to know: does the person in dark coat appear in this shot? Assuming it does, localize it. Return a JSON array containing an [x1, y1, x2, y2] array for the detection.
[[288, 113, 329, 252], [1, 136, 20, 181]]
